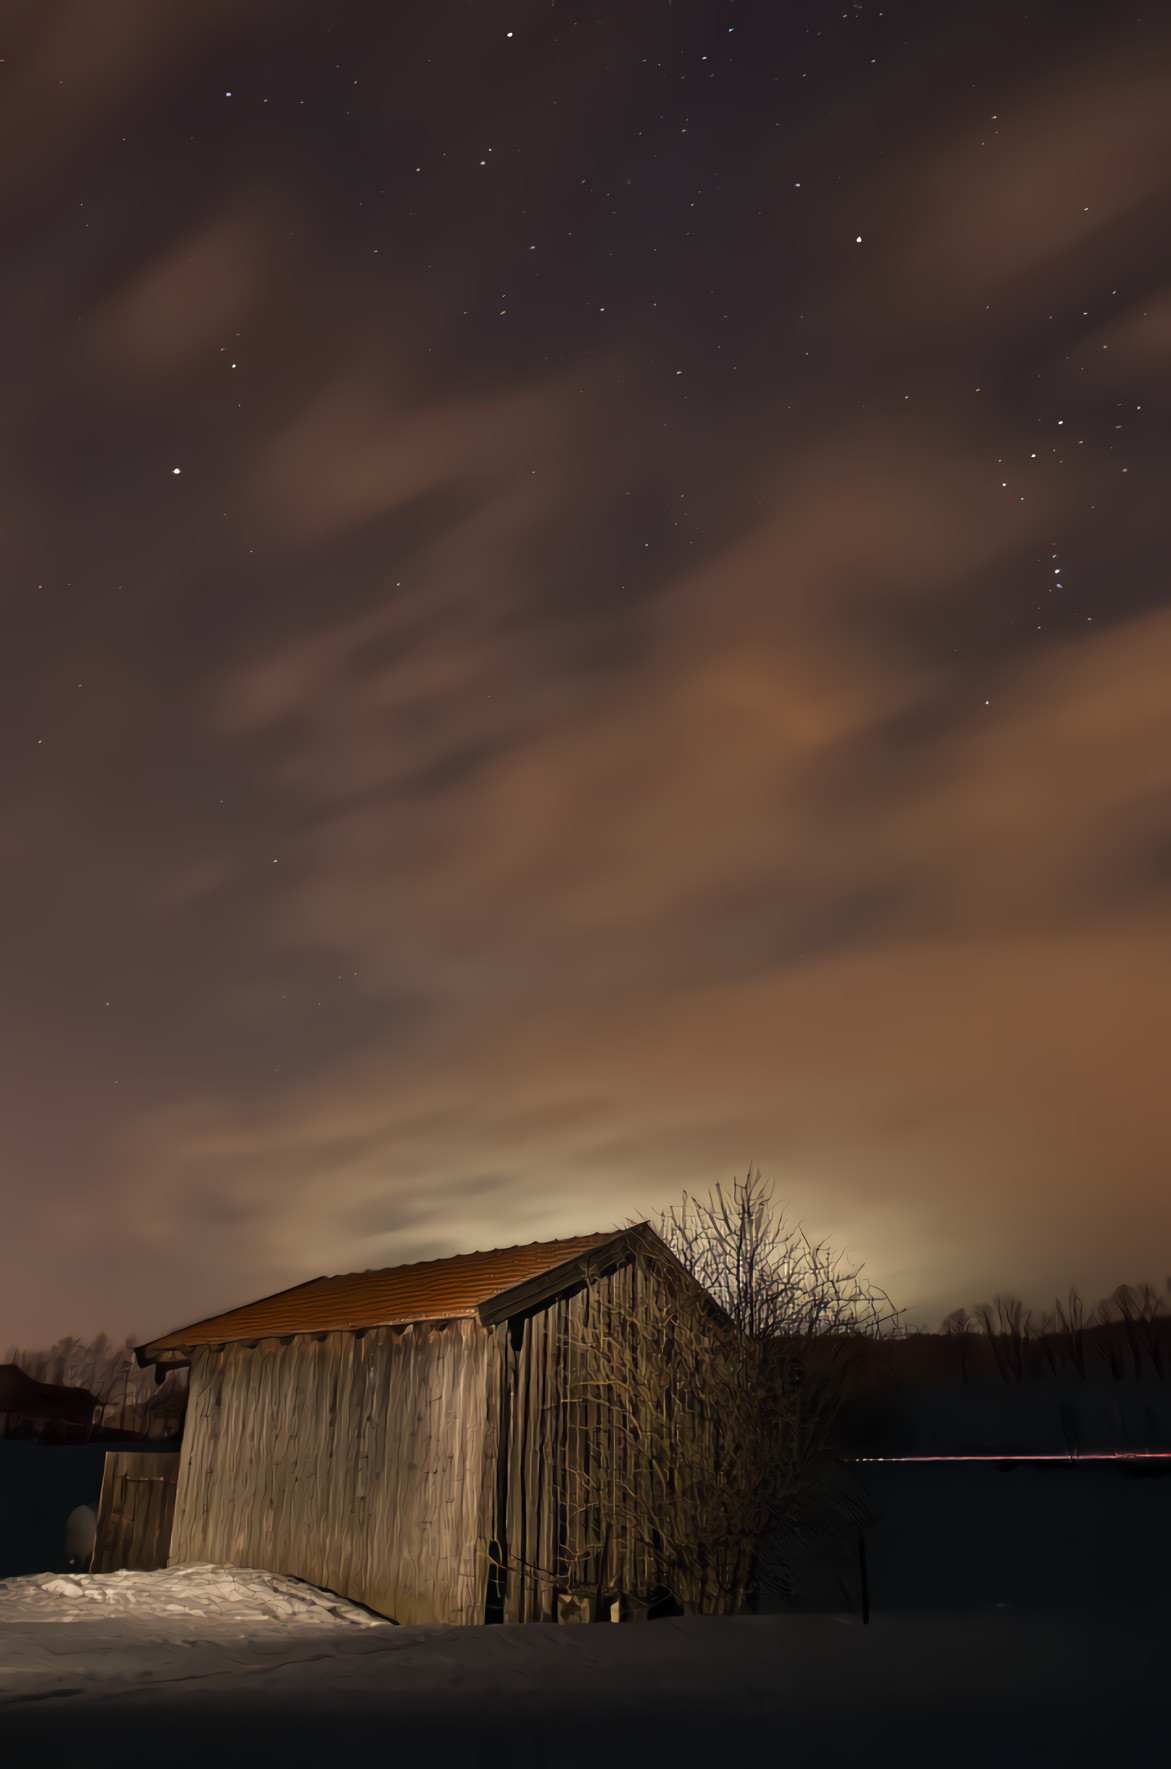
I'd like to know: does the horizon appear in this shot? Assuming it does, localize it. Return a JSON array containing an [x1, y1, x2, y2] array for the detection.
[[7, 1251, 1171, 1357]]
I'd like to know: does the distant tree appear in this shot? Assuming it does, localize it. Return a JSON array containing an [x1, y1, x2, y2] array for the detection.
[[1092, 1281, 1171, 1380], [972, 1296, 1033, 1383], [940, 1277, 1171, 1384], [1035, 1289, 1092, 1380]]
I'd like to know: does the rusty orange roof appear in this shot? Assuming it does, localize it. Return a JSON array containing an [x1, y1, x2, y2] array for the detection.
[[136, 1229, 640, 1361]]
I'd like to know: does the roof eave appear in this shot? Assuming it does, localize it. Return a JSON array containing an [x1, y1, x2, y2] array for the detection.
[[471, 1222, 736, 1331], [476, 1228, 643, 1327], [137, 1307, 487, 1363]]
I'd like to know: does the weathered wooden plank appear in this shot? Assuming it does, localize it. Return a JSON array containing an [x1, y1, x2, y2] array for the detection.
[[521, 1312, 539, 1620], [505, 1316, 528, 1621], [476, 1323, 504, 1616], [535, 1301, 554, 1618], [503, 1316, 526, 1620]]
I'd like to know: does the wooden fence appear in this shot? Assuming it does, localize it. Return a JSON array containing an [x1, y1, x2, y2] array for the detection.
[[91, 1451, 180, 1573]]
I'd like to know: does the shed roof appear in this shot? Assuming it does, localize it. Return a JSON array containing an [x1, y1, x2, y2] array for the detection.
[[135, 1227, 648, 1366]]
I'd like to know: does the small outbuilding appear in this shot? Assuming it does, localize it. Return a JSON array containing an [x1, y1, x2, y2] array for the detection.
[[0, 1364, 98, 1433], [135, 1223, 728, 1624]]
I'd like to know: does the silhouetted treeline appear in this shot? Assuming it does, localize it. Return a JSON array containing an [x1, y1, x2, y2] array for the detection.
[[936, 1282, 1171, 1383], [1, 1332, 187, 1442], [794, 1280, 1171, 1402]]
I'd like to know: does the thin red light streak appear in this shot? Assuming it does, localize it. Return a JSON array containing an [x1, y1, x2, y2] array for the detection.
[[845, 1451, 1171, 1462]]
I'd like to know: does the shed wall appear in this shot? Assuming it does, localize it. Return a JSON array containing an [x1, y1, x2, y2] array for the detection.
[[169, 1320, 492, 1624], [493, 1252, 700, 1621]]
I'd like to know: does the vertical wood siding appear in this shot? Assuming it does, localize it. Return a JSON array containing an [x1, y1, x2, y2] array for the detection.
[[92, 1451, 180, 1573], [495, 1252, 685, 1620], [168, 1320, 491, 1624]]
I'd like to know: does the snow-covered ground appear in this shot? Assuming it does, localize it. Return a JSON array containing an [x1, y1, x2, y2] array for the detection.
[[0, 1561, 390, 1630], [0, 1564, 1164, 1767]]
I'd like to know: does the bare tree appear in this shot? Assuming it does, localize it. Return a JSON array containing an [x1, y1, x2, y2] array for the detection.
[[972, 1296, 1033, 1384], [1035, 1289, 1092, 1381], [634, 1170, 908, 1604], [1093, 1282, 1171, 1380], [546, 1240, 809, 1617], [636, 1166, 905, 1343], [522, 1172, 902, 1616]]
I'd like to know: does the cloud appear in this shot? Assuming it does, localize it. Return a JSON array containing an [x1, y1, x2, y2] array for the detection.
[[0, 1, 259, 195], [3, 2, 1168, 1351], [116, 514, 1171, 1332], [86, 207, 279, 378], [919, 73, 1170, 291], [246, 369, 572, 545]]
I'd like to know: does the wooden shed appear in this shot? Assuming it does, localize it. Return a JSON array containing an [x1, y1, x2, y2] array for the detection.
[[135, 1224, 732, 1625]]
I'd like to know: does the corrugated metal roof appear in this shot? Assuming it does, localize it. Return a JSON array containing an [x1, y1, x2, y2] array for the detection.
[[137, 1229, 632, 1358]]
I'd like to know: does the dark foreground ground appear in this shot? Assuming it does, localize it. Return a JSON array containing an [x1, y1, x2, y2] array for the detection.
[[1, 1605, 1166, 1769]]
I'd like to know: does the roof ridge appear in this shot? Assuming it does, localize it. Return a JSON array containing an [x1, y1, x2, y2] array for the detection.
[[314, 1227, 627, 1284]]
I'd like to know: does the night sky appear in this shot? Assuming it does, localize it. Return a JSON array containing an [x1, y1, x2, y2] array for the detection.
[[3, 0, 1169, 1349]]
